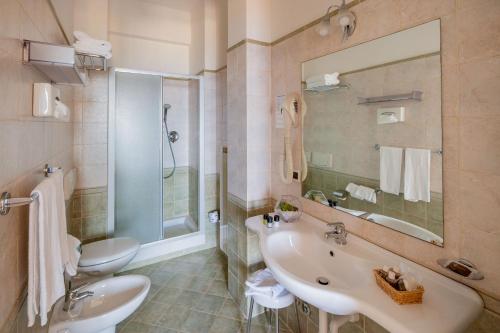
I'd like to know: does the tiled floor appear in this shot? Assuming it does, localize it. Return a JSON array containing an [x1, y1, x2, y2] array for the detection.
[[117, 248, 275, 333], [163, 224, 194, 239]]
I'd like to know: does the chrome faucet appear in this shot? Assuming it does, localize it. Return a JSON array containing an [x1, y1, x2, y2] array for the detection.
[[63, 280, 94, 311], [325, 222, 347, 245]]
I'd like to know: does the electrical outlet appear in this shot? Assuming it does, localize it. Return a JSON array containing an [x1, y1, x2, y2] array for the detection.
[[292, 171, 299, 181], [295, 299, 311, 317], [302, 302, 311, 316]]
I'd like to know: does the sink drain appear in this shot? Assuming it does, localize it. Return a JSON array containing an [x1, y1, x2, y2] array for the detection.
[[316, 277, 330, 285]]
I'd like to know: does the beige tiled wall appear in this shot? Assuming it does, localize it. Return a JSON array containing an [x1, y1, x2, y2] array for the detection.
[[226, 196, 271, 315], [68, 187, 108, 243], [73, 72, 108, 189], [270, 0, 500, 318], [0, 0, 75, 330], [264, 0, 500, 330], [163, 166, 191, 220]]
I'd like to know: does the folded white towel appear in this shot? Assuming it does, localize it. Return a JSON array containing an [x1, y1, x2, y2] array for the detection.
[[245, 268, 286, 298], [73, 31, 113, 59], [28, 172, 68, 326], [346, 183, 377, 204], [65, 234, 81, 277], [379, 146, 403, 195], [306, 73, 340, 88], [74, 42, 112, 59], [73, 31, 112, 49], [404, 148, 431, 202]]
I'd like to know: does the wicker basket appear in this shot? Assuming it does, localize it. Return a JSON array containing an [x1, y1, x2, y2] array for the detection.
[[373, 269, 424, 305]]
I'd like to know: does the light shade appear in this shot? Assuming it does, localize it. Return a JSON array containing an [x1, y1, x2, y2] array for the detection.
[[316, 16, 332, 37]]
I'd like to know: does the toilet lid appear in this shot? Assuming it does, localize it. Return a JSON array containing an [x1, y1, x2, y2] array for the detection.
[[79, 237, 140, 267]]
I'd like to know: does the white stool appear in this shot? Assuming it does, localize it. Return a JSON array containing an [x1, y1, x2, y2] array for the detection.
[[245, 286, 301, 333]]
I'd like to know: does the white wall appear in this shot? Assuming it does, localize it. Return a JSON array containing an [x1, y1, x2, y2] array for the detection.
[[75, 0, 227, 74], [227, 0, 247, 47], [270, 0, 356, 41], [50, 0, 75, 42], [190, 2, 205, 74], [246, 0, 271, 43], [214, 0, 228, 69], [228, 0, 271, 47], [74, 0, 109, 41], [109, 0, 192, 74]]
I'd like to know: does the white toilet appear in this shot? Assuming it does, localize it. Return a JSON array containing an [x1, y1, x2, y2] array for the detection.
[[78, 237, 140, 276]]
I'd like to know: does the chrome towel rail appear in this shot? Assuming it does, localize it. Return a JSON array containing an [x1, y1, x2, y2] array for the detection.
[[0, 164, 61, 216], [0, 192, 39, 216], [43, 163, 62, 177], [374, 144, 442, 155]]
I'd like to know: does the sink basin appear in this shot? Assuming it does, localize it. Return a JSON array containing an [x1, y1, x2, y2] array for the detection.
[[366, 213, 443, 246], [49, 275, 150, 333], [246, 213, 483, 333]]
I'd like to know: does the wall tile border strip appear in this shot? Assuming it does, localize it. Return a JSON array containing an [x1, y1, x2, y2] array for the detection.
[[227, 38, 271, 53], [226, 0, 367, 52], [196, 65, 228, 76], [227, 193, 270, 211]]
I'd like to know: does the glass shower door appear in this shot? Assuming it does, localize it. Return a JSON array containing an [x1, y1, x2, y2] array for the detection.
[[112, 71, 163, 244]]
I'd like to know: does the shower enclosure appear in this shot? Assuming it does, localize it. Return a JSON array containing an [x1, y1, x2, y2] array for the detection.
[[108, 68, 204, 245]]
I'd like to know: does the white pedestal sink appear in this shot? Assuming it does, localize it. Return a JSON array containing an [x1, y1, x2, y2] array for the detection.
[[49, 275, 150, 333], [246, 213, 483, 333]]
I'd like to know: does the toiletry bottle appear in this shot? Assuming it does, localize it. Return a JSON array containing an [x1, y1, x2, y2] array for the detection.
[[266, 215, 274, 228], [273, 214, 280, 227], [263, 214, 269, 225], [385, 271, 399, 288]]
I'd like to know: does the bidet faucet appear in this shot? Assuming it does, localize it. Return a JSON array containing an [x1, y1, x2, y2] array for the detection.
[[63, 280, 94, 311], [325, 222, 347, 245]]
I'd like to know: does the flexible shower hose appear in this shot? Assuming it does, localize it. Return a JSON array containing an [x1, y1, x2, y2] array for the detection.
[[163, 114, 176, 179]]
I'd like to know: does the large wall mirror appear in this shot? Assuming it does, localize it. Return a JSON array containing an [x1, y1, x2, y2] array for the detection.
[[301, 20, 443, 246]]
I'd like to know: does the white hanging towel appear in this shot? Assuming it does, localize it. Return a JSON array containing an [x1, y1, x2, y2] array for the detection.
[[379, 146, 403, 195], [245, 268, 286, 298], [65, 234, 81, 277], [28, 170, 71, 327], [404, 148, 431, 202]]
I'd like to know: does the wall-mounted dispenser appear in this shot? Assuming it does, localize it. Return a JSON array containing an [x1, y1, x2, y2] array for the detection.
[[377, 107, 405, 124], [33, 83, 70, 121]]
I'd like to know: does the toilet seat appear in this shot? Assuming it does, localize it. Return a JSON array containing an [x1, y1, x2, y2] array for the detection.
[[79, 237, 140, 268]]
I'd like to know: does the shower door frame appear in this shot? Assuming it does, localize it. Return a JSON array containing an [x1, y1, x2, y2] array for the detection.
[[108, 67, 205, 244]]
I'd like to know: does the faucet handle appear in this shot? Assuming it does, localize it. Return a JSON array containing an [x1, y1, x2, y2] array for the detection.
[[327, 222, 345, 230], [68, 281, 90, 295]]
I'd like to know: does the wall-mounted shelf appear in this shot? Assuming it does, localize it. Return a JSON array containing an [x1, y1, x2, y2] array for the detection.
[[23, 40, 109, 85], [358, 90, 422, 105], [23, 40, 87, 85], [305, 84, 350, 93]]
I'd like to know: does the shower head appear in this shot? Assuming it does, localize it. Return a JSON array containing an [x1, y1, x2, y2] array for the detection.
[[163, 104, 172, 120]]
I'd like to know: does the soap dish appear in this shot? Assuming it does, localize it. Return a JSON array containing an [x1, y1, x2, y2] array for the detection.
[[373, 269, 424, 305]]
